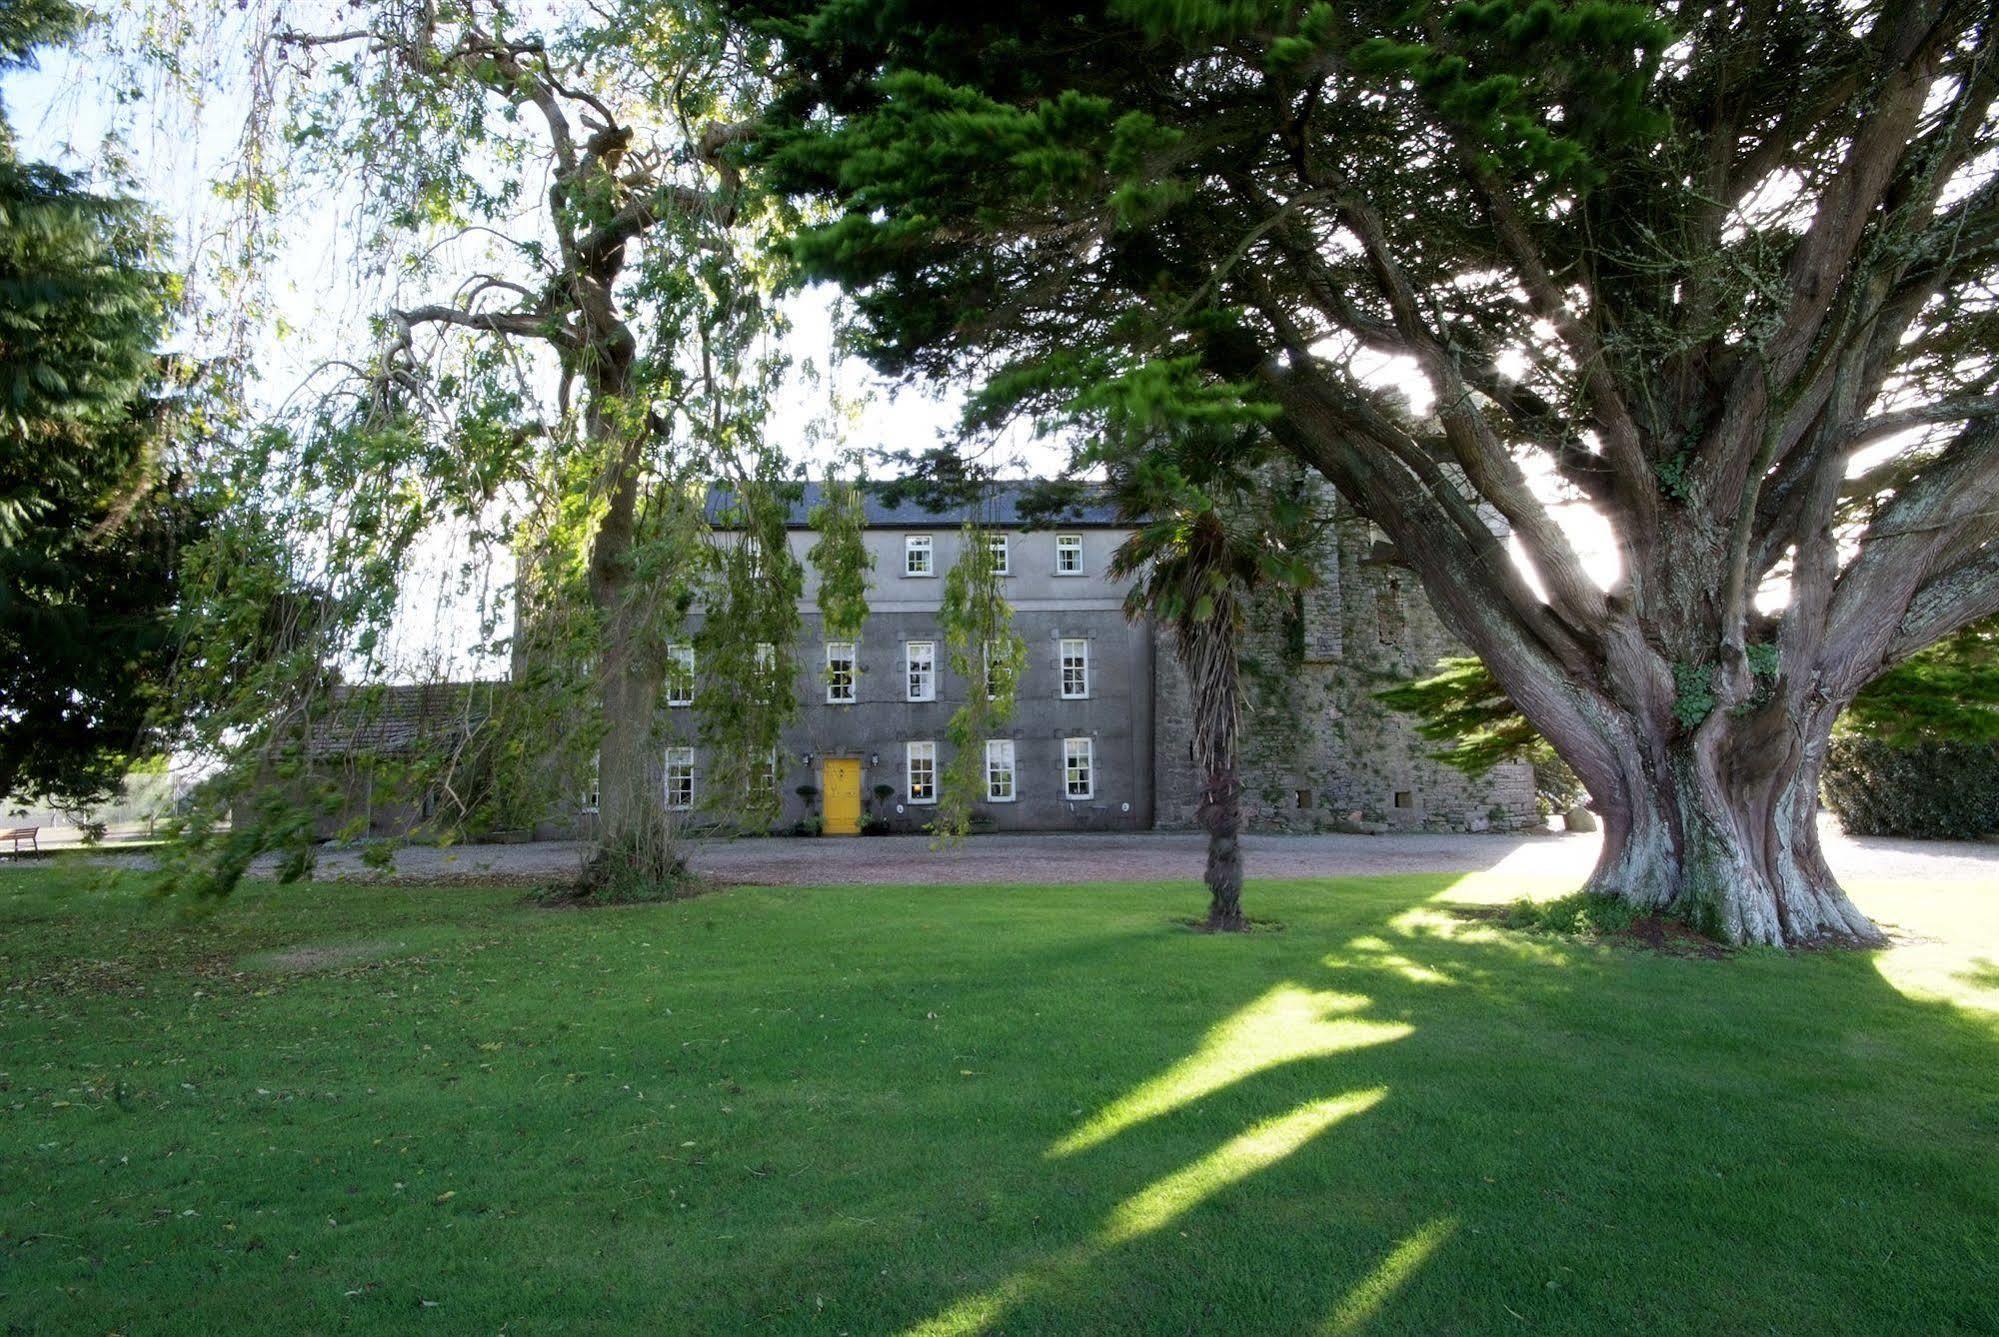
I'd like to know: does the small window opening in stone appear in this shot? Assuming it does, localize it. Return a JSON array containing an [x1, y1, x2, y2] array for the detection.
[[1296, 788, 1312, 810], [1378, 576, 1406, 644], [1393, 790, 1414, 809]]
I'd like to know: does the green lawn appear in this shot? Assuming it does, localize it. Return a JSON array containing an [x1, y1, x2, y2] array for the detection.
[[3, 863, 1996, 1334]]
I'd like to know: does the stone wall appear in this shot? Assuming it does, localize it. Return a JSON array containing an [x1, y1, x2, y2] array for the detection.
[[1153, 498, 1539, 834]]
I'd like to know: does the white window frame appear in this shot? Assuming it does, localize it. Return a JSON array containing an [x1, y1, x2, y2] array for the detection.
[[987, 532, 1010, 575], [983, 640, 1002, 701], [754, 641, 775, 680], [904, 533, 934, 577], [985, 739, 1017, 803], [906, 640, 936, 702], [1064, 737, 1095, 799], [1060, 638, 1090, 700], [665, 746, 695, 810], [825, 641, 857, 704], [1055, 533, 1084, 575], [906, 741, 937, 805], [666, 642, 695, 707], [583, 752, 600, 813], [754, 746, 778, 797]]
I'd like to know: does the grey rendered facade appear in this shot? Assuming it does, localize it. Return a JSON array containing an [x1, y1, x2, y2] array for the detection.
[[669, 491, 1157, 834], [659, 480, 1538, 837], [320, 482, 1539, 838]]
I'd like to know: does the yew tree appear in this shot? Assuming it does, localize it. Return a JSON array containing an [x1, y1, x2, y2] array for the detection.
[[743, 0, 1999, 945]]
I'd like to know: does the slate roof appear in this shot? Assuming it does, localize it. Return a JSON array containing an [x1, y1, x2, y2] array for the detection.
[[303, 682, 502, 758], [705, 480, 1124, 530]]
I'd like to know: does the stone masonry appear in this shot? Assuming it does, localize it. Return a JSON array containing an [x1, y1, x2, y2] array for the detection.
[[1152, 487, 1539, 834]]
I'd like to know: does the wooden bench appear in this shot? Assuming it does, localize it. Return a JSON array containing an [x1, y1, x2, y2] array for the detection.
[[2, 826, 38, 854]]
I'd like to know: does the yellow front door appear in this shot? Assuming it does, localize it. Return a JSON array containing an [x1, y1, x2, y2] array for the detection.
[[822, 758, 862, 836]]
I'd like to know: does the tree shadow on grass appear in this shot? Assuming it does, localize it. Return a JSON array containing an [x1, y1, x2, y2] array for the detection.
[[870, 875, 1999, 1335], [10, 870, 1996, 1333]]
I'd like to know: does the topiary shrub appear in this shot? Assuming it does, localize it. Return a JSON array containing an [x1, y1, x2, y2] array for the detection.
[[1822, 738, 1999, 840]]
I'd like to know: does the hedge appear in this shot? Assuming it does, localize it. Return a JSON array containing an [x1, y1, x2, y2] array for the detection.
[[1821, 737, 1999, 840]]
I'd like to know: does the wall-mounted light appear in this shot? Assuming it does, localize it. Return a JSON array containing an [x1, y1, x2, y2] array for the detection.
[[869, 753, 879, 766]]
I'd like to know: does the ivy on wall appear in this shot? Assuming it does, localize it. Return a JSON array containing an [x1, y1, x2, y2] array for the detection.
[[807, 476, 873, 641], [934, 522, 1025, 841], [696, 478, 805, 831]]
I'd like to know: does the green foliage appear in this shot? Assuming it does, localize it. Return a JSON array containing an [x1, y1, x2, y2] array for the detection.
[[1347, 0, 1672, 190], [1730, 641, 1782, 716], [934, 521, 1024, 842], [695, 479, 804, 830], [568, 832, 698, 903], [754, 0, 1681, 452], [1501, 890, 1644, 938], [1842, 617, 1999, 747], [152, 410, 442, 892], [1671, 662, 1715, 730], [1822, 738, 1999, 841], [806, 476, 872, 641], [1654, 451, 1691, 501], [0, 1, 185, 810], [1101, 413, 1316, 641], [1377, 657, 1542, 775], [1376, 657, 1584, 811], [0, 389, 210, 810], [0, 0, 83, 67], [0, 141, 170, 551], [122, 1, 801, 892]]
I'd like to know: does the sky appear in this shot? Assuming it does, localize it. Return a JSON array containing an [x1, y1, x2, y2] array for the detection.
[[5, 31, 1032, 676], [6, 14, 1628, 678]]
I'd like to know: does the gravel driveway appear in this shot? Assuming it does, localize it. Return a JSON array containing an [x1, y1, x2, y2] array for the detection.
[[209, 820, 1998, 890]]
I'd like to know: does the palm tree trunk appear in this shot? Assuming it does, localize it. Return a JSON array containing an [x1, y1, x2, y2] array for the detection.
[[1188, 611, 1249, 931]]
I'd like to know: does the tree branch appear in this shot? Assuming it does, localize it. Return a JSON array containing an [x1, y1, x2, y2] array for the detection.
[[1316, 179, 1611, 632], [1888, 542, 1999, 662], [1459, 159, 1654, 527], [1841, 393, 1999, 449], [394, 304, 578, 350]]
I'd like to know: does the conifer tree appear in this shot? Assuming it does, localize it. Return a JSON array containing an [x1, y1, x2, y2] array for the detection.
[[741, 0, 1999, 945]]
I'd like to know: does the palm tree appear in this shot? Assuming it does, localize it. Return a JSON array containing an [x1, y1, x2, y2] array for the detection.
[[1112, 498, 1299, 931]]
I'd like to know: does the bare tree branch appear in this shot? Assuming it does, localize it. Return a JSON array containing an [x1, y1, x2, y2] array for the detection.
[[1841, 393, 1999, 449]]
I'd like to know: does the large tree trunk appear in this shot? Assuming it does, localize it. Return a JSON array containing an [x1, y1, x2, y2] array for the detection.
[[592, 595, 675, 883], [580, 347, 681, 891], [1274, 402, 1888, 949], [1559, 695, 1884, 947]]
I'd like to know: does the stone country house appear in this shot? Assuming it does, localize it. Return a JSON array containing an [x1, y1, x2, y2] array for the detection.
[[311, 479, 1536, 839]]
